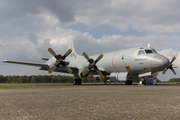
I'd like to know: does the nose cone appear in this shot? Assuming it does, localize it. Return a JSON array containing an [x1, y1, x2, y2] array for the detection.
[[151, 55, 170, 71]]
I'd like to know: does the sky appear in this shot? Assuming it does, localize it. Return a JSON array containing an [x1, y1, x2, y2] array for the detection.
[[0, 0, 180, 81]]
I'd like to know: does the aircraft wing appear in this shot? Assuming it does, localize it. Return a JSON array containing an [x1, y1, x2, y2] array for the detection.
[[3, 60, 78, 74], [3, 60, 48, 67]]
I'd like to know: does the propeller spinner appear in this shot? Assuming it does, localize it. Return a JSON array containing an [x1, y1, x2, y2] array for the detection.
[[81, 52, 104, 78], [163, 56, 177, 75], [48, 48, 73, 74]]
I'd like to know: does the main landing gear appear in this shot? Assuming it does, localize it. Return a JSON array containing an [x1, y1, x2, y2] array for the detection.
[[125, 80, 133, 85], [73, 79, 82, 85]]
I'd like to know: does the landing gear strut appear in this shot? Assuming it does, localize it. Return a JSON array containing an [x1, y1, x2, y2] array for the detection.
[[73, 79, 81, 85], [73, 79, 77, 85]]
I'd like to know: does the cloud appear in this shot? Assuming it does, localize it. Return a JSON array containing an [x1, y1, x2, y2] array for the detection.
[[158, 49, 178, 59], [174, 52, 180, 68], [72, 0, 180, 33], [2, 0, 180, 33], [0, 0, 75, 25], [158, 49, 180, 68]]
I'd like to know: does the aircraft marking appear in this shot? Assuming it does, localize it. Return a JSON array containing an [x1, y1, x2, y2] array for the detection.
[[112, 51, 119, 72], [132, 51, 135, 55], [114, 72, 118, 80]]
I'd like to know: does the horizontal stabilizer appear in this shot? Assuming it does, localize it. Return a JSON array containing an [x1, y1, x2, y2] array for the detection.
[[42, 58, 49, 61]]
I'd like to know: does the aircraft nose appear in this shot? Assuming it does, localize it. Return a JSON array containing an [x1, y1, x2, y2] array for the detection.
[[151, 55, 170, 71]]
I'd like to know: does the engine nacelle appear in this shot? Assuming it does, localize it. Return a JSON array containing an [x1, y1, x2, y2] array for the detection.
[[109, 72, 128, 81]]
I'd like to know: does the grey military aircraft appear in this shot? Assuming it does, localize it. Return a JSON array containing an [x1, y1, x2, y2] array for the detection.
[[3, 40, 177, 85]]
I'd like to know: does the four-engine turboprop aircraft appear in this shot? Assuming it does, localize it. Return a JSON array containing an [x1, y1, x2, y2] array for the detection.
[[3, 40, 177, 85]]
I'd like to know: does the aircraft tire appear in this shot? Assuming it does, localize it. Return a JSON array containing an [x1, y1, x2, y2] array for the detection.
[[129, 80, 133, 85], [73, 79, 77, 85], [125, 81, 128, 85], [125, 80, 133, 85], [142, 80, 146, 85], [77, 79, 81, 85]]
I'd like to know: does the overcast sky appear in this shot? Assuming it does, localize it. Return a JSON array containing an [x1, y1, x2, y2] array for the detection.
[[1, 0, 180, 81]]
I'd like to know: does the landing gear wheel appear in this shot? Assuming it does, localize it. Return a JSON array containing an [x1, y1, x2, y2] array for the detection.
[[125, 80, 133, 85], [142, 80, 146, 85], [77, 79, 82, 85], [73, 79, 77, 85], [125, 81, 128, 85], [129, 80, 133, 85]]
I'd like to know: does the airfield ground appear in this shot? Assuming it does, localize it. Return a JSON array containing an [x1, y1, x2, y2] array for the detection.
[[0, 83, 180, 120]]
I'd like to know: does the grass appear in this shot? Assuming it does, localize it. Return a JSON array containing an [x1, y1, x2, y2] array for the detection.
[[0, 82, 179, 88], [0, 84, 32, 88], [157, 82, 180, 84]]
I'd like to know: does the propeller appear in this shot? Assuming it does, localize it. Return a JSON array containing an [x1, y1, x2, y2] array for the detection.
[[81, 52, 104, 78], [163, 56, 177, 75], [48, 48, 73, 74]]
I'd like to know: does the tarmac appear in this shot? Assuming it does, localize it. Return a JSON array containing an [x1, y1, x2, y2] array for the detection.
[[0, 83, 180, 120]]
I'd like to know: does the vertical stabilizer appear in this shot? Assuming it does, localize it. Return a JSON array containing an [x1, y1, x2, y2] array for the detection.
[[66, 40, 81, 62]]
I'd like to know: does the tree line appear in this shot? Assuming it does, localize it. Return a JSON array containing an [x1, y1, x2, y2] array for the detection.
[[169, 78, 180, 82], [0, 75, 179, 83], [0, 75, 100, 83]]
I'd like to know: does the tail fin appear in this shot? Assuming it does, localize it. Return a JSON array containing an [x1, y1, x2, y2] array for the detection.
[[66, 40, 81, 62]]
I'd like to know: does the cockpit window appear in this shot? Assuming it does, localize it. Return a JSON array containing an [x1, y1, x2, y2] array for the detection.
[[138, 50, 145, 55], [145, 50, 153, 54], [152, 49, 158, 54]]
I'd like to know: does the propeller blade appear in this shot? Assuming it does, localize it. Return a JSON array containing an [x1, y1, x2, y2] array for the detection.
[[48, 48, 57, 57], [48, 48, 60, 60], [95, 69, 103, 78], [62, 49, 72, 59], [94, 54, 103, 64], [82, 68, 90, 76], [82, 53, 104, 77], [162, 68, 168, 75], [48, 48, 72, 74], [65, 65, 73, 74], [48, 65, 56, 74], [83, 52, 90, 61], [170, 68, 176, 75], [93, 65, 103, 78], [162, 56, 177, 75], [170, 56, 176, 64]]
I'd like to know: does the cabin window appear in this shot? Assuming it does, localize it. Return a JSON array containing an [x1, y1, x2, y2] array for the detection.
[[138, 50, 145, 55], [145, 50, 153, 54]]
